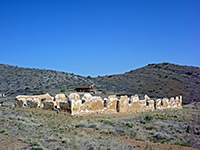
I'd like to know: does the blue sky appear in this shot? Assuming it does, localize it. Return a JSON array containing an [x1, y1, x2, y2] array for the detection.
[[0, 0, 200, 77]]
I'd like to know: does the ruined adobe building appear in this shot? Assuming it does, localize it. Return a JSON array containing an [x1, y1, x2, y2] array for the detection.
[[15, 92, 182, 115]]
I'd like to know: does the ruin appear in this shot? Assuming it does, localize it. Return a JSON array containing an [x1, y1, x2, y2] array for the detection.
[[15, 92, 182, 115], [15, 93, 54, 108], [74, 85, 96, 93]]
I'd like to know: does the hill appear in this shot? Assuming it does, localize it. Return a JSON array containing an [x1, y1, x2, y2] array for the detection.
[[0, 64, 135, 96], [0, 63, 199, 104], [96, 63, 200, 104]]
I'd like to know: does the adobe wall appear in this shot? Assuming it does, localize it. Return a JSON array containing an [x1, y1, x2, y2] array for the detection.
[[15, 92, 182, 115], [55, 94, 66, 108], [15, 93, 54, 108], [155, 96, 182, 110]]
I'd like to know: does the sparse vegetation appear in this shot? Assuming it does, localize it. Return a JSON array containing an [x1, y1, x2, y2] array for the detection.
[[60, 89, 66, 93], [145, 115, 153, 122], [0, 130, 5, 133]]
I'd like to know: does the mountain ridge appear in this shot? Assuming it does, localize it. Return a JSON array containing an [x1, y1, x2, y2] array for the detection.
[[0, 63, 199, 104], [96, 62, 200, 104]]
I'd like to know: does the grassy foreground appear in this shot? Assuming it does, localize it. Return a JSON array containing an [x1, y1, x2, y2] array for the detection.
[[0, 101, 200, 150]]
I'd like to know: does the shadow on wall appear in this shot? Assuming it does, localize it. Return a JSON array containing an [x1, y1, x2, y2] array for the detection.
[[15, 93, 182, 115]]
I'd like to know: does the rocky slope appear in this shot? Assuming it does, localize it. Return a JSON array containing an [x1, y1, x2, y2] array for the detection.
[[0, 63, 199, 104], [0, 64, 135, 97], [96, 63, 200, 104]]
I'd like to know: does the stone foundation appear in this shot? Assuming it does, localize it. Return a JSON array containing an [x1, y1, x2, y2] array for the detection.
[[15, 93, 182, 115]]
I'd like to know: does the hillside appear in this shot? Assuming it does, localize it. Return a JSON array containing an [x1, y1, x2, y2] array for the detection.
[[0, 63, 199, 104], [0, 64, 135, 97], [96, 63, 200, 104]]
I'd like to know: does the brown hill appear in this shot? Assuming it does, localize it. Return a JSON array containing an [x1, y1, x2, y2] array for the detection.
[[0, 64, 135, 97], [96, 63, 200, 104], [0, 63, 199, 104]]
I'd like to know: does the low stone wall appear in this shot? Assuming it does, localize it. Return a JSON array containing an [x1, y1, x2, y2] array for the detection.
[[60, 101, 71, 113], [15, 99, 25, 108], [55, 94, 66, 108], [27, 100, 38, 108], [15, 92, 182, 115], [64, 93, 182, 115], [15, 93, 54, 108], [43, 101, 55, 110], [155, 96, 182, 110]]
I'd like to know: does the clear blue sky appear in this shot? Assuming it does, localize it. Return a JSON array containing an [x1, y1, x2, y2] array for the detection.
[[0, 0, 200, 77]]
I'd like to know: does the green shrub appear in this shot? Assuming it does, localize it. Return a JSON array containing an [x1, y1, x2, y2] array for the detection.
[[145, 115, 153, 122], [6, 127, 10, 130], [161, 140, 165, 144], [60, 89, 66, 93], [104, 120, 113, 126], [153, 139, 157, 143], [87, 76, 92, 79], [174, 142, 180, 145], [30, 141, 40, 146], [0, 130, 5, 133], [126, 123, 132, 128], [149, 89, 155, 93], [32, 147, 44, 150]]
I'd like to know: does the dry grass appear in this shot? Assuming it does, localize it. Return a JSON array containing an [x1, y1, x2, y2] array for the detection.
[[0, 102, 200, 150]]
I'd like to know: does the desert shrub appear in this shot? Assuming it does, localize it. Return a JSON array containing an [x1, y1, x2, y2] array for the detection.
[[146, 126, 154, 130], [161, 140, 165, 144], [126, 123, 132, 128], [129, 131, 136, 138], [32, 147, 44, 150], [160, 125, 165, 129], [87, 76, 91, 79], [0, 130, 5, 133], [104, 120, 114, 126], [30, 141, 40, 146], [62, 140, 67, 143], [181, 143, 190, 147], [60, 89, 66, 92], [6, 127, 10, 130], [115, 129, 126, 136], [174, 142, 180, 145], [145, 115, 153, 122], [149, 89, 155, 93], [153, 139, 157, 143]]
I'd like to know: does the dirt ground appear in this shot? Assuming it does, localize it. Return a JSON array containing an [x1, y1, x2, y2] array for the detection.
[[0, 100, 200, 150]]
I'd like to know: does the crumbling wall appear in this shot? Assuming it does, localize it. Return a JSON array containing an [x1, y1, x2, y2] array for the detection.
[[15, 99, 25, 108], [82, 93, 92, 102], [118, 96, 129, 112], [69, 93, 80, 100], [155, 96, 182, 110], [78, 96, 104, 114], [55, 94, 66, 108], [104, 95, 118, 113], [129, 95, 140, 112], [146, 100, 154, 111], [16, 92, 182, 115], [43, 101, 55, 110], [60, 101, 71, 113], [27, 99, 39, 108], [15, 93, 54, 108], [117, 95, 154, 113], [59, 93, 182, 115]]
